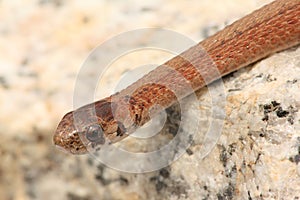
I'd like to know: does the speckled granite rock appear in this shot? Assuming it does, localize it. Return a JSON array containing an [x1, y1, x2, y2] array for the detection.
[[0, 0, 299, 200]]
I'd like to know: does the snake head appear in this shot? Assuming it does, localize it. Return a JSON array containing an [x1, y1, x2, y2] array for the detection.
[[53, 111, 79, 154], [53, 112, 105, 154], [53, 99, 126, 155]]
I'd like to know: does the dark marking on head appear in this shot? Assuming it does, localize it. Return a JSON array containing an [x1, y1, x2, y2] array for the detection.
[[129, 96, 137, 104], [135, 113, 142, 125], [124, 95, 131, 101], [116, 121, 126, 137], [95, 101, 117, 122]]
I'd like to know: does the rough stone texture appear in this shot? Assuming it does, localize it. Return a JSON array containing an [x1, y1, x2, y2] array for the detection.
[[0, 0, 299, 200]]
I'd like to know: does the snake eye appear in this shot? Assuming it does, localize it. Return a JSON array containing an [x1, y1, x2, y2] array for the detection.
[[86, 124, 104, 143]]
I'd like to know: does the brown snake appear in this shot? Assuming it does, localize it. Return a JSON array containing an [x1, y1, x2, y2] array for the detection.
[[54, 0, 300, 155]]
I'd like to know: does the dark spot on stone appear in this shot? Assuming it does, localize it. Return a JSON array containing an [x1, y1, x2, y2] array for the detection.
[[82, 16, 89, 23], [67, 192, 91, 200], [87, 157, 93, 166], [165, 103, 181, 136], [228, 165, 237, 178], [262, 115, 269, 121], [186, 148, 193, 155], [259, 133, 265, 137], [294, 155, 300, 164], [288, 116, 294, 125], [149, 176, 157, 182], [39, 0, 63, 7], [223, 183, 235, 200], [228, 143, 236, 155], [219, 145, 228, 167], [271, 101, 280, 107], [119, 176, 129, 186], [95, 147, 101, 151], [169, 184, 188, 198], [261, 101, 289, 121], [217, 193, 223, 200], [159, 168, 170, 178], [276, 107, 289, 118], [287, 79, 297, 84], [256, 73, 263, 78], [95, 165, 111, 186], [248, 190, 252, 200], [263, 104, 272, 112], [26, 189, 36, 199], [141, 7, 153, 12], [228, 88, 241, 92], [95, 174, 110, 186], [36, 133, 44, 142], [255, 152, 262, 164], [21, 58, 29, 66], [266, 74, 277, 82], [0, 76, 9, 89], [24, 171, 35, 184], [156, 181, 166, 192], [18, 71, 38, 78], [149, 171, 189, 197]]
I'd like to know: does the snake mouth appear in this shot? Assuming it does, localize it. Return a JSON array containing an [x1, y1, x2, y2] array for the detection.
[[53, 134, 71, 154], [54, 142, 71, 154], [53, 128, 89, 155]]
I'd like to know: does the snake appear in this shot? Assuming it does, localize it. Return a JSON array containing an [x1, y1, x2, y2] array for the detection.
[[54, 0, 300, 155]]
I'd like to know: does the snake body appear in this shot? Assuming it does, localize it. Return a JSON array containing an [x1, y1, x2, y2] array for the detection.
[[54, 0, 300, 154]]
